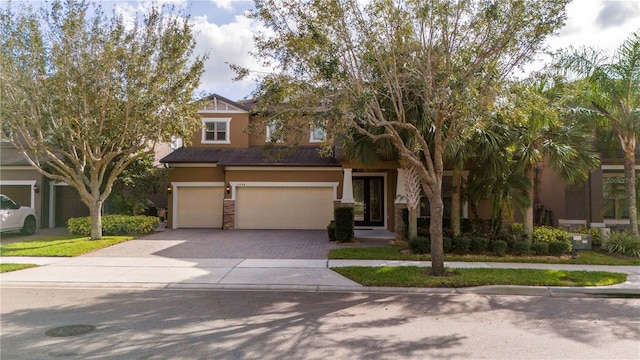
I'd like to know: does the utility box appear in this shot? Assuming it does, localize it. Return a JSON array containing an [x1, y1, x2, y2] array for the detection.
[[570, 233, 592, 250]]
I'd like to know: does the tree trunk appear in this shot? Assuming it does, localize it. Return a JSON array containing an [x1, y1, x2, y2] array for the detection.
[[408, 206, 418, 240], [523, 166, 535, 244], [429, 195, 445, 276], [89, 201, 103, 240], [623, 149, 639, 237], [451, 165, 462, 237]]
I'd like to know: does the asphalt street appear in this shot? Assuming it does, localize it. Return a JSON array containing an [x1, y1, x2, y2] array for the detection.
[[2, 287, 639, 359]]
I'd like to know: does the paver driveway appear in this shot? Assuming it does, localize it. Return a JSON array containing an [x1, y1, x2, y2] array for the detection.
[[82, 229, 332, 259]]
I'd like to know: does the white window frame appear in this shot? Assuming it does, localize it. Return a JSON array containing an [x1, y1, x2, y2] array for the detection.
[[201, 118, 231, 144], [310, 126, 326, 143]]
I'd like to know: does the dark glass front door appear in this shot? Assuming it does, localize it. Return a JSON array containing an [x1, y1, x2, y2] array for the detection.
[[353, 176, 384, 227]]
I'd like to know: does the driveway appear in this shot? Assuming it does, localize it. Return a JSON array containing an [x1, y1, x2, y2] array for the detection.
[[82, 229, 332, 259]]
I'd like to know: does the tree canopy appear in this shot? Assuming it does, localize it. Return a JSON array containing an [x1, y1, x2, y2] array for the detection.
[[237, 0, 570, 274], [0, 0, 206, 239], [556, 32, 640, 236]]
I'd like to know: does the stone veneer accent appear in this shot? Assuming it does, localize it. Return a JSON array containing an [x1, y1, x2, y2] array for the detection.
[[394, 203, 408, 241], [223, 199, 235, 230]]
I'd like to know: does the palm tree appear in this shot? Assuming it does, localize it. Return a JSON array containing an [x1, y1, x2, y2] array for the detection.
[[556, 32, 640, 236], [506, 74, 600, 243]]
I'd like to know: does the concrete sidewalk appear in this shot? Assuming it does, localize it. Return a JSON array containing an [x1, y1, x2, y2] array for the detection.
[[2, 256, 639, 297]]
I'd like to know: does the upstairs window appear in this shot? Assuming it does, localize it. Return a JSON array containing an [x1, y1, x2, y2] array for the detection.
[[202, 118, 231, 144], [310, 126, 326, 143], [266, 122, 284, 143]]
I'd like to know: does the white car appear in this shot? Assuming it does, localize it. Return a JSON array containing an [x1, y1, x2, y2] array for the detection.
[[0, 194, 37, 235]]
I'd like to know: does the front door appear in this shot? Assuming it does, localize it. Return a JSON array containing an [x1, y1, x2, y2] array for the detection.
[[353, 176, 384, 227]]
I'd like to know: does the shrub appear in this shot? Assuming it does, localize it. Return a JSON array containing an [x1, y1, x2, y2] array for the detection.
[[531, 242, 549, 256], [334, 207, 354, 242], [327, 221, 336, 241], [534, 226, 571, 245], [605, 231, 640, 258], [574, 226, 602, 247], [409, 236, 430, 254], [443, 236, 453, 253], [68, 215, 159, 236], [492, 240, 507, 256], [549, 241, 570, 256], [470, 237, 490, 254], [452, 236, 472, 254], [511, 223, 524, 238], [511, 241, 530, 256]]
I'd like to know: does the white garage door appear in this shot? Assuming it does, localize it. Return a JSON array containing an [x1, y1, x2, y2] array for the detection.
[[177, 186, 224, 228], [236, 186, 334, 229]]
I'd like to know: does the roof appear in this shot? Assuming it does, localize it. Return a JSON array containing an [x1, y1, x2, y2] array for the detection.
[[0, 143, 31, 166], [160, 146, 341, 167], [201, 93, 255, 112]]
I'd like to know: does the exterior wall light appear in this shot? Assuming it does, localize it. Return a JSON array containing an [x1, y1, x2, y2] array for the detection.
[[167, 186, 172, 195]]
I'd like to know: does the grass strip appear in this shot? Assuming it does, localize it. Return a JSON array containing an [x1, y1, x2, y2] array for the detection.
[[331, 266, 627, 287], [0, 235, 134, 257], [329, 247, 640, 265], [1, 264, 38, 273]]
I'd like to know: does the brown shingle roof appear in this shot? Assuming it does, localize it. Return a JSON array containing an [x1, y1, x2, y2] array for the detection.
[[0, 143, 30, 166], [160, 146, 341, 167]]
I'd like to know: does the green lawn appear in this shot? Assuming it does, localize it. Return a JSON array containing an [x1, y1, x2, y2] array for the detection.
[[329, 246, 640, 265], [0, 263, 39, 273], [332, 266, 627, 287], [0, 235, 134, 257]]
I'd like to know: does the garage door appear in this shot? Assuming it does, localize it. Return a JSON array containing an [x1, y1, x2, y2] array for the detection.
[[55, 186, 89, 227], [236, 186, 334, 229], [0, 185, 31, 207], [177, 186, 224, 228]]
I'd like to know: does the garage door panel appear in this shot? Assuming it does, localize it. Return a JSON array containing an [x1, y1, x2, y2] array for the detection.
[[177, 187, 223, 228], [236, 187, 333, 229]]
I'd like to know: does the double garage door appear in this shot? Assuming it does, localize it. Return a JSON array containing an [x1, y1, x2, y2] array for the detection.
[[175, 185, 334, 229], [236, 186, 334, 229]]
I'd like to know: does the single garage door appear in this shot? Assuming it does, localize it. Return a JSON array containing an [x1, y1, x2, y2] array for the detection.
[[236, 186, 334, 229], [177, 186, 224, 228]]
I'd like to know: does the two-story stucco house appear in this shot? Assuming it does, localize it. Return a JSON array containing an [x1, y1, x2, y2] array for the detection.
[[160, 94, 422, 235]]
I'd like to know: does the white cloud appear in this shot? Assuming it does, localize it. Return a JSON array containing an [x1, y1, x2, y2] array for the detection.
[[209, 0, 234, 11], [191, 13, 271, 99]]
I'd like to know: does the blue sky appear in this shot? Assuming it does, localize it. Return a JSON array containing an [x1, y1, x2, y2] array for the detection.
[[11, 0, 640, 101]]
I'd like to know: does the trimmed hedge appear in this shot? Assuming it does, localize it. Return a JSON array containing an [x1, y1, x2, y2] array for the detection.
[[511, 241, 530, 256], [409, 236, 430, 254], [68, 215, 159, 236], [334, 207, 354, 242], [549, 241, 570, 256], [327, 220, 336, 241], [492, 240, 507, 256], [452, 237, 472, 254], [470, 237, 490, 254], [531, 242, 549, 256]]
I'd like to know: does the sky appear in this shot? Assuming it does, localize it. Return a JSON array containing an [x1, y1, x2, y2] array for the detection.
[[44, 0, 640, 101]]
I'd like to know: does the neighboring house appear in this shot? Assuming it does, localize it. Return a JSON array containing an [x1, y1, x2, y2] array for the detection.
[[534, 151, 640, 230], [0, 140, 169, 229], [0, 142, 88, 228]]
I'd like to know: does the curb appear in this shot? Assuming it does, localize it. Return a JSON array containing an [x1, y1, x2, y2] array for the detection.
[[2, 281, 638, 298]]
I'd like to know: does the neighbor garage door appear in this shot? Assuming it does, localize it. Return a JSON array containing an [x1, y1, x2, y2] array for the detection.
[[236, 186, 334, 229], [177, 186, 224, 228]]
